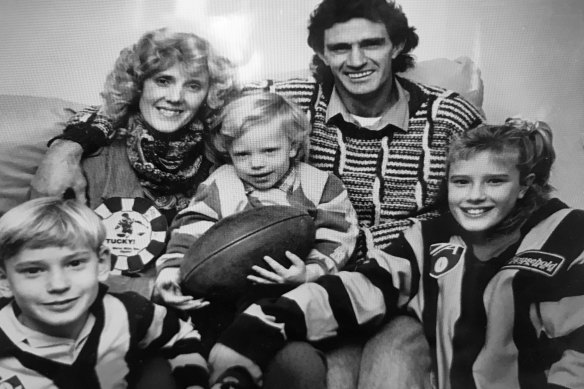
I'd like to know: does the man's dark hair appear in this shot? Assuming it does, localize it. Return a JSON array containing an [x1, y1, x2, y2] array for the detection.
[[307, 0, 419, 90]]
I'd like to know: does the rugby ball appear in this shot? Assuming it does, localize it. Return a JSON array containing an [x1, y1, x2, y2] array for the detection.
[[180, 205, 316, 299]]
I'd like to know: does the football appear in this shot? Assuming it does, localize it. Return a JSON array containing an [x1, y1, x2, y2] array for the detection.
[[180, 205, 316, 299]]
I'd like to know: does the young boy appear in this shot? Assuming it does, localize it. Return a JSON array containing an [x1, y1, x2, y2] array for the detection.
[[0, 197, 208, 389], [154, 92, 359, 310], [208, 119, 584, 388]]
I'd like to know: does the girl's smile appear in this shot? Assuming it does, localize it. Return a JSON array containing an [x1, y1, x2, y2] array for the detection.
[[448, 150, 529, 241]]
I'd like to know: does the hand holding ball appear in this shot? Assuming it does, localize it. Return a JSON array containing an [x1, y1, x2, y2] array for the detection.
[[180, 206, 316, 299]]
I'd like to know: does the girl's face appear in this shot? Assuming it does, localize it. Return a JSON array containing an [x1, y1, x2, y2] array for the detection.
[[139, 62, 210, 133], [448, 150, 530, 237]]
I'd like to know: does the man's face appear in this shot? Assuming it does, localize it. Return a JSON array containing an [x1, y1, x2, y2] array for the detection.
[[319, 18, 402, 107]]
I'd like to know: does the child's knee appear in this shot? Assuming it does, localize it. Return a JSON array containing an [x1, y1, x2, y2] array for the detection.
[[264, 342, 327, 389]]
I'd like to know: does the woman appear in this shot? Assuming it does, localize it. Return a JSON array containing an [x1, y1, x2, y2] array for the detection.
[[38, 29, 238, 297], [81, 29, 236, 219]]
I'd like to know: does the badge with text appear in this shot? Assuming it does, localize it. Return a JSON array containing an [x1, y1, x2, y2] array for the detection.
[[502, 250, 565, 277], [429, 243, 465, 278], [94, 197, 168, 274]]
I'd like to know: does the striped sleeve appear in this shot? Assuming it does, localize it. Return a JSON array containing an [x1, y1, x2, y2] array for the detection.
[[528, 209, 584, 388], [156, 179, 222, 271], [139, 302, 208, 387], [117, 292, 208, 387], [213, 224, 424, 381], [300, 167, 359, 277]]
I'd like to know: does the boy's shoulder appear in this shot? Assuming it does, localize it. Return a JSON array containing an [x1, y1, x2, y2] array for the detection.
[[104, 291, 159, 340], [200, 165, 246, 195], [296, 162, 340, 186], [297, 161, 331, 177], [105, 290, 154, 315]]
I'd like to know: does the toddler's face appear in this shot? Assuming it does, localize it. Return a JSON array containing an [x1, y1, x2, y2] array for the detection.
[[229, 122, 297, 190], [448, 150, 529, 239], [2, 245, 109, 339]]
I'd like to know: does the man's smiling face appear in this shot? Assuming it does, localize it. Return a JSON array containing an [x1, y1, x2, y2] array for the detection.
[[319, 18, 402, 108]]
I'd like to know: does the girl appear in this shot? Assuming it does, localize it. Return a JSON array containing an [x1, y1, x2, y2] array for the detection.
[[208, 118, 584, 389]]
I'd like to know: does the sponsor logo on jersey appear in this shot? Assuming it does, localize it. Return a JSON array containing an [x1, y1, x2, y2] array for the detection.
[[502, 250, 565, 276], [429, 243, 465, 278]]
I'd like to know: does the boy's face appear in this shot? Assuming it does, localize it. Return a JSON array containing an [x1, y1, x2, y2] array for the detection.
[[448, 150, 529, 237], [1, 245, 109, 339], [229, 122, 297, 190]]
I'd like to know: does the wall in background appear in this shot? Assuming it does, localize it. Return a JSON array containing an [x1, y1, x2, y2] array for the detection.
[[1, 0, 583, 207]]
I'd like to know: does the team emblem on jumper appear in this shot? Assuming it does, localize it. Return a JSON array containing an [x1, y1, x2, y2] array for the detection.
[[94, 197, 168, 274], [429, 243, 464, 278], [502, 250, 565, 277], [0, 375, 25, 389]]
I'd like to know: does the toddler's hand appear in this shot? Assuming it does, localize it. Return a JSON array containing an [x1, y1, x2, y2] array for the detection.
[[247, 251, 307, 286], [155, 267, 209, 311]]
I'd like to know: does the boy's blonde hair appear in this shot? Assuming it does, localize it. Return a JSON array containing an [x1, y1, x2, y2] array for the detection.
[[0, 198, 105, 266], [211, 92, 311, 162]]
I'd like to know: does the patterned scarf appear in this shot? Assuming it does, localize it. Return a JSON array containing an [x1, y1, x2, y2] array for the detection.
[[125, 114, 211, 212]]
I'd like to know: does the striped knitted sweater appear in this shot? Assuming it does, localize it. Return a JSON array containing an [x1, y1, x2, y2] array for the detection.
[[242, 76, 484, 255]]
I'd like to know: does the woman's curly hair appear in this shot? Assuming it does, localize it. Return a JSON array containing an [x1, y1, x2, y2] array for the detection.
[[100, 28, 238, 125]]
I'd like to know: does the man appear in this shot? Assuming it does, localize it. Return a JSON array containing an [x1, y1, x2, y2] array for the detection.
[[31, 1, 484, 388]]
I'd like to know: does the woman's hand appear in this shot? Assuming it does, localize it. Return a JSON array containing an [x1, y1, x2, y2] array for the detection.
[[155, 267, 209, 311], [247, 251, 307, 286], [29, 139, 87, 202]]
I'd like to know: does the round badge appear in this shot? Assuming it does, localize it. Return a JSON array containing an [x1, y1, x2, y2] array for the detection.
[[94, 197, 168, 274]]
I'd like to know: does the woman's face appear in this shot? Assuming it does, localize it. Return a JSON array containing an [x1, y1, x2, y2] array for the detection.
[[448, 150, 529, 237], [139, 62, 210, 133]]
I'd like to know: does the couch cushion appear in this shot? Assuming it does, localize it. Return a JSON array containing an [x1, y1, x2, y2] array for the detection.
[[401, 56, 484, 111], [0, 94, 84, 215]]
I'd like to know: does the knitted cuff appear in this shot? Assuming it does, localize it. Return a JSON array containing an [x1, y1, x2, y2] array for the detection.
[[48, 110, 112, 155], [48, 121, 108, 155]]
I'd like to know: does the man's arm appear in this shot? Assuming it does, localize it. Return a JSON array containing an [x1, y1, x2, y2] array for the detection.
[[29, 106, 116, 201], [304, 171, 359, 280]]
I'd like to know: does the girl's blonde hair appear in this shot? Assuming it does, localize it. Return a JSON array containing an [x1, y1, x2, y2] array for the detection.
[[0, 198, 105, 266]]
